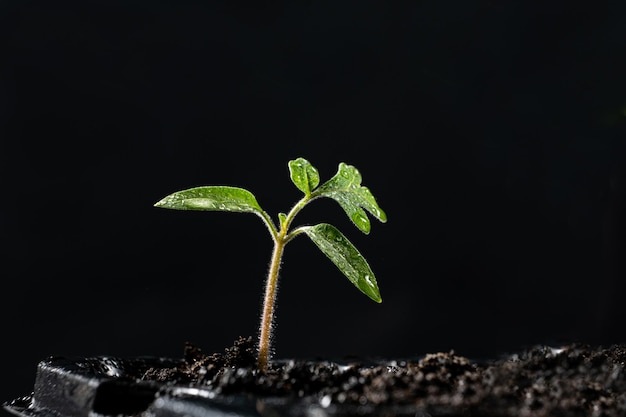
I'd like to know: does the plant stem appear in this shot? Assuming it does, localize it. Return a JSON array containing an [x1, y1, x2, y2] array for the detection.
[[257, 237, 285, 373], [256, 196, 311, 372]]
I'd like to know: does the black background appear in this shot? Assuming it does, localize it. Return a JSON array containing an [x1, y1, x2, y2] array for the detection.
[[2, 0, 626, 410]]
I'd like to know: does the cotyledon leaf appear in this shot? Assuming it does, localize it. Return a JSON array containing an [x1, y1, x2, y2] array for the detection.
[[154, 186, 263, 214], [301, 223, 381, 303], [315, 163, 387, 234]]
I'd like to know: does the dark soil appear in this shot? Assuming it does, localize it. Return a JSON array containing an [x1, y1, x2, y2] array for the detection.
[[139, 336, 626, 417]]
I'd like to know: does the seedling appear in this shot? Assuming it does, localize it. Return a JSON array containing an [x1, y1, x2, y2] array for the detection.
[[154, 157, 387, 372]]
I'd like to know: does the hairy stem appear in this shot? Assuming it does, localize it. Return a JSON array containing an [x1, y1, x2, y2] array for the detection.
[[257, 237, 286, 373], [257, 196, 311, 372]]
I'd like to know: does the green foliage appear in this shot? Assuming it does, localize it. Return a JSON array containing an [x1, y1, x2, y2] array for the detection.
[[301, 223, 381, 303], [154, 157, 387, 370], [154, 186, 262, 213]]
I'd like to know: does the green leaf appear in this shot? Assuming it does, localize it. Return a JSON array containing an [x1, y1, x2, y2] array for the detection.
[[289, 157, 319, 195], [315, 162, 387, 234], [278, 212, 287, 228], [154, 186, 263, 214], [302, 223, 382, 303]]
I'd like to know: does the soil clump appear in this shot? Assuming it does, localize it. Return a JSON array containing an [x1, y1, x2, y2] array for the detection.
[[139, 336, 626, 417]]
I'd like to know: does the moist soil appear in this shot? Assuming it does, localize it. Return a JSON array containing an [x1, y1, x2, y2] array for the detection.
[[139, 336, 626, 417]]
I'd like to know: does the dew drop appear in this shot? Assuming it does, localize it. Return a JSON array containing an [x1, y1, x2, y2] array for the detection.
[[364, 274, 374, 287]]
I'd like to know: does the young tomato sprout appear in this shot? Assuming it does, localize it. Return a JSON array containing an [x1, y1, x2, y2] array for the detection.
[[154, 157, 387, 372]]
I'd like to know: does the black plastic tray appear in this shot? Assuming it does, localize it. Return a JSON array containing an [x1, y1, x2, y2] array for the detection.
[[3, 356, 435, 417]]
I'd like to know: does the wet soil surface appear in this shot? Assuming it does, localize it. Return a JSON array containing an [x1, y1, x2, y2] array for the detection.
[[139, 336, 626, 417]]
